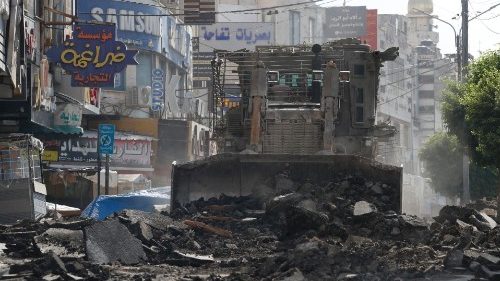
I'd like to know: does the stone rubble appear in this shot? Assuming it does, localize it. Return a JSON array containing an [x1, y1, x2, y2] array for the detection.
[[0, 172, 498, 280]]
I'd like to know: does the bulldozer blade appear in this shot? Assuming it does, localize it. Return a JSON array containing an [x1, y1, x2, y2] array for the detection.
[[171, 153, 403, 213]]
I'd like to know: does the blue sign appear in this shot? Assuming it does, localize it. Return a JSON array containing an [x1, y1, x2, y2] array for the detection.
[[77, 0, 163, 53], [151, 69, 164, 112], [46, 23, 138, 87], [99, 124, 115, 154]]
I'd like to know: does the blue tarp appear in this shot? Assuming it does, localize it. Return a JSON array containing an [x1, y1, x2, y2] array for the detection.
[[81, 187, 170, 221]]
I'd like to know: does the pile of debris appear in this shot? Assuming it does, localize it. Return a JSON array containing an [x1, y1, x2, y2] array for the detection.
[[1, 172, 499, 280]]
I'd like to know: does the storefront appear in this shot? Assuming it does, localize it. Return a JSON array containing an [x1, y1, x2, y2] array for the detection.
[[76, 0, 192, 119]]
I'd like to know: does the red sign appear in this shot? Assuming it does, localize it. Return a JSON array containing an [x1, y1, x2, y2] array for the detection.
[[359, 9, 378, 50]]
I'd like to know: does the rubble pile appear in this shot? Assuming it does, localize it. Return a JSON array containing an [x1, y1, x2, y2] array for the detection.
[[1, 172, 500, 280]]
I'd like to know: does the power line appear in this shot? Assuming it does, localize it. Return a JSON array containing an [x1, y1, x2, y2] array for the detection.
[[78, 0, 330, 18], [378, 64, 456, 106], [378, 84, 424, 106], [379, 62, 455, 88], [469, 1, 500, 21]]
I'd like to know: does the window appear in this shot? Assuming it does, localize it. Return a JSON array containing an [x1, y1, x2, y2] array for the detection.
[[290, 11, 300, 45], [419, 90, 434, 99], [355, 88, 364, 123], [418, 75, 434, 84], [353, 64, 365, 77], [419, 105, 435, 114], [308, 17, 315, 43], [105, 70, 125, 91], [137, 53, 153, 87]]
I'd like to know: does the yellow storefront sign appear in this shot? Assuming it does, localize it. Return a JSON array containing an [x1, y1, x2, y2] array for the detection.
[[42, 150, 59, 162]]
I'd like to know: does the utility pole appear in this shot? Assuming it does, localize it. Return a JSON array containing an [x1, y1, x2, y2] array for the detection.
[[462, 0, 469, 77], [461, 0, 470, 204]]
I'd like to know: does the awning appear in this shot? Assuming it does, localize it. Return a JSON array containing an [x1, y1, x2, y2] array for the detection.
[[21, 121, 84, 139]]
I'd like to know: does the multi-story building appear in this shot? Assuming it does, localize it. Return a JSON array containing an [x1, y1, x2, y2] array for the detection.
[[376, 14, 416, 171]]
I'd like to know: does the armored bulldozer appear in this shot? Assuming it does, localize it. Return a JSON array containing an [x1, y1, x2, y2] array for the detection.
[[171, 39, 402, 211]]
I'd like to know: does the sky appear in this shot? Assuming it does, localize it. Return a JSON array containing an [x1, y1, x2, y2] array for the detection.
[[321, 0, 500, 58]]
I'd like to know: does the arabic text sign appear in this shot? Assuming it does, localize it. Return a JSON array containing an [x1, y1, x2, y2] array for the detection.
[[54, 103, 82, 127], [325, 6, 367, 39], [58, 138, 152, 167], [99, 124, 115, 154], [198, 22, 274, 52], [46, 23, 138, 87]]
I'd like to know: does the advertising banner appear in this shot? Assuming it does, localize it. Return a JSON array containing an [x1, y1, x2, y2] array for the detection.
[[325, 6, 367, 39], [198, 22, 274, 52], [77, 0, 163, 53], [46, 23, 138, 87]]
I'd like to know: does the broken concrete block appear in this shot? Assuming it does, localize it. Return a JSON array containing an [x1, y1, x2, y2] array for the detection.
[[275, 175, 295, 192], [138, 222, 154, 241], [0, 263, 9, 277], [469, 261, 481, 273], [121, 210, 173, 231], [477, 253, 500, 267], [247, 228, 260, 236], [353, 201, 377, 216], [478, 212, 497, 229], [480, 265, 500, 281], [273, 268, 306, 281], [34, 228, 84, 258], [173, 250, 214, 266], [444, 249, 464, 268], [371, 184, 384, 195], [42, 274, 62, 281], [85, 219, 146, 265], [344, 235, 373, 248], [391, 227, 401, 236]]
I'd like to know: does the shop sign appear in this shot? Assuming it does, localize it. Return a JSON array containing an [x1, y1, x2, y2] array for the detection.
[[42, 150, 58, 162], [46, 23, 138, 87], [54, 103, 82, 127], [77, 0, 163, 53], [59, 137, 152, 167], [198, 22, 274, 52], [151, 69, 164, 112]]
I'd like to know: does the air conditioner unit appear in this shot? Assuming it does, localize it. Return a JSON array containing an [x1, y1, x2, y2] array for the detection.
[[127, 86, 152, 107]]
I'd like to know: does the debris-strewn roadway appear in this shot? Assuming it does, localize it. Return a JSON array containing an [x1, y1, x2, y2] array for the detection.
[[1, 173, 498, 280]]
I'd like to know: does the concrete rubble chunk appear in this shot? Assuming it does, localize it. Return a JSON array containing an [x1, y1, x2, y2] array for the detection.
[[0, 263, 9, 277], [34, 228, 84, 258], [137, 221, 154, 241], [85, 219, 146, 265], [477, 253, 500, 266], [371, 184, 384, 195], [480, 265, 500, 281], [353, 201, 377, 216], [275, 175, 295, 192], [122, 209, 173, 231], [273, 267, 306, 281], [444, 249, 464, 268], [344, 235, 373, 248], [478, 212, 497, 229]]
